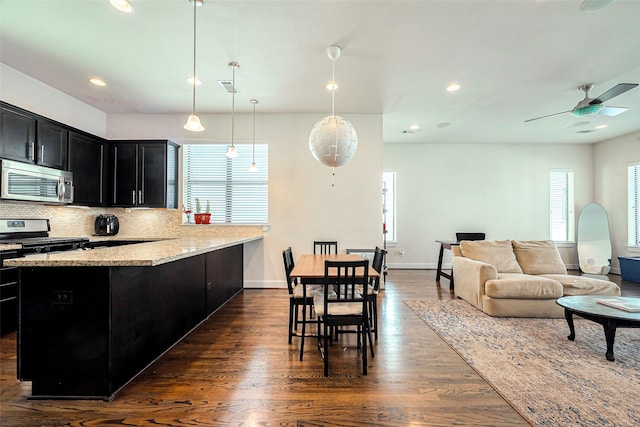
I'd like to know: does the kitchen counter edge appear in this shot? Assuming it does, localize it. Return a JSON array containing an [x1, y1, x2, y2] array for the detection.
[[4, 235, 262, 267]]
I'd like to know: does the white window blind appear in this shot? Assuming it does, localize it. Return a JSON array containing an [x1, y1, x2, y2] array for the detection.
[[383, 171, 396, 242], [628, 163, 640, 246], [183, 144, 268, 224], [550, 169, 574, 241]]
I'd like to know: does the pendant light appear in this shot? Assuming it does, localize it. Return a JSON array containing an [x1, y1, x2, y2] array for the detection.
[[226, 62, 239, 158], [184, 0, 204, 132], [249, 99, 259, 172], [308, 45, 358, 169]]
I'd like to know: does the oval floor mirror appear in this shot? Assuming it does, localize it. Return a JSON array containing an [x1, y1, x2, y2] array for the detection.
[[577, 202, 612, 275]]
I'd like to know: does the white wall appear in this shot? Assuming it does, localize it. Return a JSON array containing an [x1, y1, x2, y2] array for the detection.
[[594, 131, 640, 272], [383, 143, 595, 270], [107, 112, 384, 288], [0, 63, 106, 137]]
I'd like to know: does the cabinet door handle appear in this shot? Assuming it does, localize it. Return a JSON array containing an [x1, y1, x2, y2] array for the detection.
[[132, 190, 136, 205], [139, 190, 143, 205], [30, 142, 35, 161], [40, 145, 45, 163]]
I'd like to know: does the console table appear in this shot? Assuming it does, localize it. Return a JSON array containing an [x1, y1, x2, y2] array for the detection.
[[435, 240, 459, 289]]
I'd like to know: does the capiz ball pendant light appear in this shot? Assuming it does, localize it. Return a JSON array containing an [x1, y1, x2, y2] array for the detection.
[[184, 0, 204, 132], [226, 62, 239, 158], [308, 45, 358, 168]]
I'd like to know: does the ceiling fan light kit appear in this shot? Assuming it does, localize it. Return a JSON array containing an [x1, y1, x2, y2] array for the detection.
[[525, 82, 638, 123]]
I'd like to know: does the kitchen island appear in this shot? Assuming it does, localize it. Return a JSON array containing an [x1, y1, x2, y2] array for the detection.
[[5, 235, 262, 400]]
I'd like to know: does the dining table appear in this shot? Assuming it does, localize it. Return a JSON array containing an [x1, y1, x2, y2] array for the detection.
[[289, 253, 380, 359], [290, 253, 380, 284]]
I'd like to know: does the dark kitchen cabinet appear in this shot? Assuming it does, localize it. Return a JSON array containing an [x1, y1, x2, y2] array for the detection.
[[0, 103, 68, 169], [0, 250, 20, 336], [68, 132, 106, 206], [109, 140, 178, 208], [36, 119, 68, 169], [205, 245, 243, 315], [0, 104, 36, 163]]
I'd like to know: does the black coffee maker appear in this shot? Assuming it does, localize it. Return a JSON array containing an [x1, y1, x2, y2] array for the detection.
[[94, 214, 119, 236]]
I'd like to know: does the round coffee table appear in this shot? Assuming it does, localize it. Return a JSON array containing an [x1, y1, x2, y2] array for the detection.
[[556, 295, 640, 361]]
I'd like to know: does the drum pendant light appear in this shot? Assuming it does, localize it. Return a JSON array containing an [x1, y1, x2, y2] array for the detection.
[[184, 0, 204, 132], [308, 45, 358, 169], [226, 62, 239, 158]]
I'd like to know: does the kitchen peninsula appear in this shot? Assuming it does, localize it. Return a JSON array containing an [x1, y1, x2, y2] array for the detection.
[[5, 235, 262, 400]]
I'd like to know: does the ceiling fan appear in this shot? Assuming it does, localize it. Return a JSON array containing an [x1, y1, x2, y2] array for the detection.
[[525, 82, 638, 123]]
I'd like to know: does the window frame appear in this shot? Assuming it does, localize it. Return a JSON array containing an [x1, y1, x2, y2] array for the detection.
[[182, 143, 268, 225], [549, 169, 575, 242], [628, 162, 640, 248]]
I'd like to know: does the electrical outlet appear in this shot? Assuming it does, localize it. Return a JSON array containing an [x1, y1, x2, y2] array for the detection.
[[53, 290, 73, 304], [399, 250, 405, 257]]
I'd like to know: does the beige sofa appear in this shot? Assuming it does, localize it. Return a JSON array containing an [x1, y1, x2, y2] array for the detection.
[[452, 240, 620, 318]]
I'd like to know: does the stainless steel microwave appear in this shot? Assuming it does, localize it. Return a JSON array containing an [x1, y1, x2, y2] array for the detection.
[[0, 159, 74, 204]]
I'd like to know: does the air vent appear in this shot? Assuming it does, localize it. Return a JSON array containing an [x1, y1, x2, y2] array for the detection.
[[402, 130, 417, 134], [217, 80, 237, 93], [576, 130, 595, 133]]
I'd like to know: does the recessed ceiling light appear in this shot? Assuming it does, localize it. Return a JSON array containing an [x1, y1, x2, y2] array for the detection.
[[89, 77, 106, 87], [446, 83, 460, 92], [109, 0, 135, 13], [595, 124, 608, 129], [187, 76, 201, 86], [409, 125, 421, 131]]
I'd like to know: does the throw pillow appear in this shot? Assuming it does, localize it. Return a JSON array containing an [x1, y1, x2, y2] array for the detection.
[[459, 240, 523, 273], [511, 240, 567, 275]]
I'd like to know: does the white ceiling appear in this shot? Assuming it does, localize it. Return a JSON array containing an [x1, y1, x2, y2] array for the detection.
[[1, 0, 640, 145]]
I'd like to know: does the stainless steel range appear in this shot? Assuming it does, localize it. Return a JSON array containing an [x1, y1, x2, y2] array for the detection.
[[0, 218, 89, 335], [0, 218, 89, 253]]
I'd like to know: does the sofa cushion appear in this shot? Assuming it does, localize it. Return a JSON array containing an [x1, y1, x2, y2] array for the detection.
[[460, 240, 523, 273], [539, 274, 621, 296], [485, 273, 563, 299], [511, 240, 567, 275]]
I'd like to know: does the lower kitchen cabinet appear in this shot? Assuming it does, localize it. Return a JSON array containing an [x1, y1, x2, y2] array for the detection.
[[206, 244, 243, 315], [18, 245, 243, 400], [0, 250, 19, 336]]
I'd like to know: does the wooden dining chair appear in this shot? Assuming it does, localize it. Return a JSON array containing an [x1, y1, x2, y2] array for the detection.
[[314, 259, 370, 376], [313, 241, 338, 255], [283, 247, 322, 361]]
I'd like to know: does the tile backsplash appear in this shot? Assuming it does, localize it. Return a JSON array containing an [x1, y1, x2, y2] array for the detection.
[[0, 202, 263, 238]]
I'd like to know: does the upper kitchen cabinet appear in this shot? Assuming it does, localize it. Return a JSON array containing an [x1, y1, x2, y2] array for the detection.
[[0, 103, 68, 169], [68, 132, 106, 206], [0, 103, 36, 163], [36, 119, 68, 170], [109, 140, 179, 208]]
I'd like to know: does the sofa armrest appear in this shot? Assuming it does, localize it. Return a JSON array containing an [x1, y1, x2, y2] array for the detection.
[[453, 255, 498, 310]]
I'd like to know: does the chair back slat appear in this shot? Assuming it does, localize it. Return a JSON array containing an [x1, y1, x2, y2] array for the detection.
[[314, 241, 338, 254]]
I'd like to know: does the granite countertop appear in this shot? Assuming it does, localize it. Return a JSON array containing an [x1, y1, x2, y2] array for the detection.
[[4, 235, 262, 267], [0, 243, 23, 252]]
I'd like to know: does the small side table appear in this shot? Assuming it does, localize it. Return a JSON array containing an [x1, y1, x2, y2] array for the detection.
[[435, 240, 459, 289]]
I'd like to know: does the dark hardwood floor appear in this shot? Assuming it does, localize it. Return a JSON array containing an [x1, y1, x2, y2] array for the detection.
[[0, 270, 637, 426]]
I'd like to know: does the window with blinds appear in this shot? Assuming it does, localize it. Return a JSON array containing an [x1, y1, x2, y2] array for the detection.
[[628, 163, 640, 246], [383, 171, 396, 242], [550, 169, 574, 242], [183, 144, 268, 224]]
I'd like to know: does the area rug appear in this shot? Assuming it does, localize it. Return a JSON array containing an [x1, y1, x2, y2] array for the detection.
[[405, 299, 640, 427]]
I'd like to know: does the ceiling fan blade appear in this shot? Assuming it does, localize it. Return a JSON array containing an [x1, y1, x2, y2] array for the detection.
[[598, 106, 628, 117], [590, 83, 638, 105], [524, 110, 571, 123]]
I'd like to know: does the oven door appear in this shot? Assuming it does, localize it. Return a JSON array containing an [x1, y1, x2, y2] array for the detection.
[[0, 159, 74, 204]]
